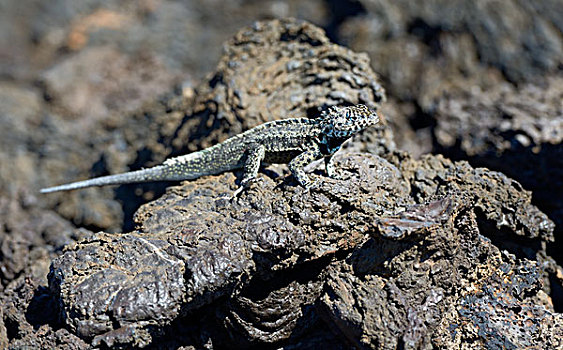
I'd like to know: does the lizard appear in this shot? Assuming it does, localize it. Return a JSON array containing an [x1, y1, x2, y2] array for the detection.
[[40, 104, 379, 194]]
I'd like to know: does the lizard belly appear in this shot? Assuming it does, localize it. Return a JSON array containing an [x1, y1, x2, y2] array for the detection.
[[264, 150, 301, 164]]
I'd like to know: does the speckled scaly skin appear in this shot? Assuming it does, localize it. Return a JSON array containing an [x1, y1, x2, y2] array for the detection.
[[40, 104, 379, 193]]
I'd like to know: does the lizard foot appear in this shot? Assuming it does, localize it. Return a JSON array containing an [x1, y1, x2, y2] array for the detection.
[[327, 171, 345, 181], [230, 185, 245, 199], [230, 177, 263, 200], [303, 178, 322, 192]]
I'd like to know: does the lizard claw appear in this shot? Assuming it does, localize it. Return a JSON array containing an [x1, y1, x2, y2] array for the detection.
[[230, 186, 245, 199], [304, 179, 322, 191], [327, 171, 344, 180], [230, 177, 263, 200]]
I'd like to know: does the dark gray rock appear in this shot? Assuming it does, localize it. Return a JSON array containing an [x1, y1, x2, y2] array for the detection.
[[48, 150, 560, 348], [339, 0, 562, 167], [49, 153, 402, 346], [432, 77, 563, 249], [344, 0, 562, 99], [0, 7, 561, 349], [0, 0, 329, 82], [173, 18, 386, 154], [0, 248, 89, 350]]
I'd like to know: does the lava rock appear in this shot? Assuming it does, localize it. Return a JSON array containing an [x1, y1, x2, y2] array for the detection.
[[433, 76, 563, 249], [48, 151, 558, 348]]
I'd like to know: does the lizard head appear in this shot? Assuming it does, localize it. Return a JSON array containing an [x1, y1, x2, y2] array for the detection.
[[320, 104, 379, 138]]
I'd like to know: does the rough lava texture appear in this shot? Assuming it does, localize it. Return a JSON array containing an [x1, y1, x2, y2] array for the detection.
[[47, 150, 561, 348], [173, 18, 386, 154], [0, 191, 93, 349], [339, 0, 563, 263], [433, 77, 563, 248], [343, 0, 562, 102], [0, 7, 562, 350]]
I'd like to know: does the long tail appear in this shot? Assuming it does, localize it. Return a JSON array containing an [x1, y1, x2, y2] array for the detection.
[[41, 139, 247, 194], [40, 164, 195, 194]]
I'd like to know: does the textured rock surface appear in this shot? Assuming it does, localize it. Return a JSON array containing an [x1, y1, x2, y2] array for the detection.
[[0, 0, 330, 82], [0, 191, 92, 349], [173, 18, 385, 153], [35, 17, 387, 233], [0, 2, 562, 349], [340, 0, 563, 262], [345, 0, 562, 100], [433, 77, 563, 247], [47, 151, 560, 348]]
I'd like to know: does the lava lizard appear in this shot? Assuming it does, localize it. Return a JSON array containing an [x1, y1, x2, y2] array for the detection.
[[41, 104, 379, 194]]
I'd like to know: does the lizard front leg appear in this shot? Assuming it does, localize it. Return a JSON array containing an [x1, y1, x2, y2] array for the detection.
[[288, 143, 323, 188], [232, 145, 265, 197], [324, 153, 338, 178], [240, 145, 266, 186]]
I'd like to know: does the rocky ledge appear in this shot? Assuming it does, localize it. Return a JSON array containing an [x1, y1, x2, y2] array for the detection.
[[1, 18, 561, 349], [48, 150, 561, 349]]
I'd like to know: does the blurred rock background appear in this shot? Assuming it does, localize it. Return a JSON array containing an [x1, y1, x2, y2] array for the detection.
[[0, 1, 561, 345]]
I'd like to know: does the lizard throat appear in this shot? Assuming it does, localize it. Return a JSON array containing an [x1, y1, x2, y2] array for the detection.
[[320, 135, 349, 154]]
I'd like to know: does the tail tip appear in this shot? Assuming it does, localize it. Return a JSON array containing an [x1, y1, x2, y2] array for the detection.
[[40, 187, 55, 194]]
